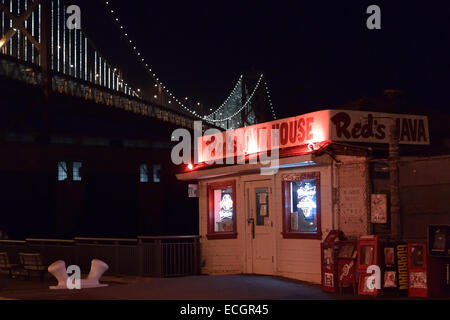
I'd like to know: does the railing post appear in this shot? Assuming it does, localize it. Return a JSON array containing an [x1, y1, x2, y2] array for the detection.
[[155, 239, 162, 277], [114, 240, 119, 276], [138, 238, 143, 277], [74, 240, 79, 268], [193, 238, 200, 275]]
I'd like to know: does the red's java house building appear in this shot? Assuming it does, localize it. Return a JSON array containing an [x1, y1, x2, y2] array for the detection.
[[177, 110, 430, 283]]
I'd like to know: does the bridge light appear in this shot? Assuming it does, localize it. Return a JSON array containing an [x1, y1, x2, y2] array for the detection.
[[154, 95, 158, 99]]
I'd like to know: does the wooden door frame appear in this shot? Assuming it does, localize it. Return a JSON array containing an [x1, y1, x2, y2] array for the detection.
[[243, 178, 276, 275]]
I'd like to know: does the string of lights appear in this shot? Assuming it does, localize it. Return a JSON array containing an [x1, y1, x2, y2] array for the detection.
[[264, 77, 277, 120], [104, 0, 199, 116], [103, 1, 278, 124], [204, 74, 243, 119], [205, 74, 264, 123]]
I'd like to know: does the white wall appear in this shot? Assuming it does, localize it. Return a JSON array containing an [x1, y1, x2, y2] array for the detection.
[[197, 155, 370, 284], [272, 165, 332, 284], [198, 178, 245, 274]]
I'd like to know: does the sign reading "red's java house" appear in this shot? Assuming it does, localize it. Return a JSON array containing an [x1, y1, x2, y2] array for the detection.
[[198, 110, 429, 163]]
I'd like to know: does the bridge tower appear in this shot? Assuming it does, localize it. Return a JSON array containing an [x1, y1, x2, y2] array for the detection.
[[240, 72, 274, 126], [0, 0, 50, 78], [0, 0, 52, 133]]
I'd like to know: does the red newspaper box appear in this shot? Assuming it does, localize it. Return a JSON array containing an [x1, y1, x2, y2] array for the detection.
[[321, 230, 347, 293], [408, 243, 430, 298], [408, 241, 450, 298], [337, 241, 357, 295], [357, 235, 380, 296]]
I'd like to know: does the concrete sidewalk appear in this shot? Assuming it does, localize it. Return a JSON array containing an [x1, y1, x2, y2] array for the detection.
[[0, 274, 344, 300]]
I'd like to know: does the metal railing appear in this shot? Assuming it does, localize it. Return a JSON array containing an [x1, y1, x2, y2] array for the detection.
[[138, 236, 200, 277], [0, 236, 200, 277]]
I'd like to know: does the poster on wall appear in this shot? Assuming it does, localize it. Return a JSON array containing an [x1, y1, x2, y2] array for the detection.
[[371, 194, 387, 224], [428, 225, 449, 257], [188, 184, 199, 198]]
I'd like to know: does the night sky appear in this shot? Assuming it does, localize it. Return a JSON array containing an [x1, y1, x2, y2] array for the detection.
[[79, 0, 450, 119]]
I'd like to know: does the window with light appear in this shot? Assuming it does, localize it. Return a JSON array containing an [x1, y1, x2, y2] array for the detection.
[[153, 164, 161, 183], [140, 164, 149, 183], [73, 162, 82, 181], [282, 172, 321, 239], [207, 181, 237, 239], [58, 162, 68, 181]]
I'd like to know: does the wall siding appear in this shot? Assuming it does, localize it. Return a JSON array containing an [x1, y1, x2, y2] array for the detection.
[[197, 156, 371, 284], [199, 179, 244, 274], [399, 156, 450, 241], [273, 165, 332, 284], [336, 157, 370, 238]]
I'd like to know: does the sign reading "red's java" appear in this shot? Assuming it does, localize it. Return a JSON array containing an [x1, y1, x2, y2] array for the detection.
[[329, 111, 429, 145]]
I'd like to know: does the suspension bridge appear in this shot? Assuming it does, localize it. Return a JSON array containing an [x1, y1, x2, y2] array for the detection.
[[0, 0, 277, 131]]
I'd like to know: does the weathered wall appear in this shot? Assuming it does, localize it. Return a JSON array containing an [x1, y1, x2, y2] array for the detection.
[[198, 164, 334, 284], [399, 156, 450, 241], [198, 178, 244, 274], [197, 155, 372, 284], [336, 156, 371, 238], [273, 165, 332, 284]]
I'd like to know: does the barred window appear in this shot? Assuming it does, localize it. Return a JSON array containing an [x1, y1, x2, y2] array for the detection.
[[58, 162, 68, 181], [140, 164, 149, 183], [73, 162, 82, 181]]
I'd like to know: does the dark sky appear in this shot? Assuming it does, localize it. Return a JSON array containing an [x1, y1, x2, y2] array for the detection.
[[80, 0, 450, 119]]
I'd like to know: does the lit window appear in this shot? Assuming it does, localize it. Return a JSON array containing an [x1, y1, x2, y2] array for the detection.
[[58, 162, 68, 181], [282, 172, 321, 239], [207, 181, 237, 239], [140, 164, 149, 183], [153, 165, 161, 183], [73, 162, 82, 181]]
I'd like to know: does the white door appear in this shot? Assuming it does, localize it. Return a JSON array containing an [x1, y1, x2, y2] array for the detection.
[[245, 180, 275, 275]]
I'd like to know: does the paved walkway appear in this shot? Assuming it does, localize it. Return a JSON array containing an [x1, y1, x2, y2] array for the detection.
[[0, 275, 342, 300]]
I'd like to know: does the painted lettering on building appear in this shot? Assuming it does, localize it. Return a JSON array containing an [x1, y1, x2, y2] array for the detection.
[[198, 110, 430, 163]]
